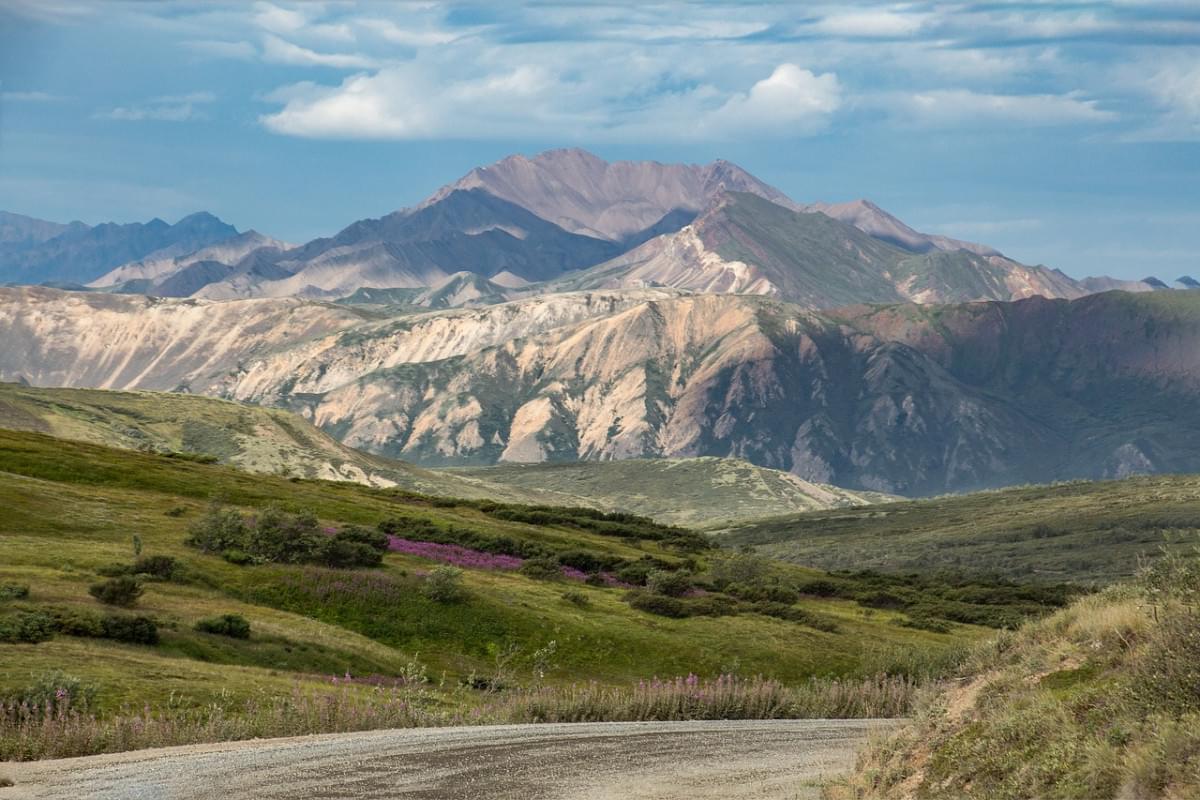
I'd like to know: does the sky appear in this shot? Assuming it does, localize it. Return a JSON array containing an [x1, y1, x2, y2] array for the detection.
[[1, 1, 1198, 280]]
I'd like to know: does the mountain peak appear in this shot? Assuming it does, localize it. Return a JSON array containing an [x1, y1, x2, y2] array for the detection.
[[424, 148, 796, 242]]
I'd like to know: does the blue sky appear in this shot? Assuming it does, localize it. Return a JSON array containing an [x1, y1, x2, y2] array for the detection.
[[1, 1, 1198, 280]]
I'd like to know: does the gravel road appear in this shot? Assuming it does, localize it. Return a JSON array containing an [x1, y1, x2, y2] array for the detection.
[[0, 719, 892, 800]]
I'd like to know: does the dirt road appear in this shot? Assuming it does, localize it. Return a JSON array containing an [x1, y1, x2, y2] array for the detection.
[[0, 719, 891, 800]]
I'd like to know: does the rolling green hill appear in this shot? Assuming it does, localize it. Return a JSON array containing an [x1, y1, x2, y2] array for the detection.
[[0, 428, 1080, 760], [453, 458, 890, 528], [722, 476, 1200, 584], [0, 381, 562, 503], [0, 382, 885, 525]]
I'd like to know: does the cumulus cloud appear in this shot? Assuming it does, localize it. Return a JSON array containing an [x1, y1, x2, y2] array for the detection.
[[888, 89, 1116, 126], [95, 91, 216, 122], [260, 61, 841, 141]]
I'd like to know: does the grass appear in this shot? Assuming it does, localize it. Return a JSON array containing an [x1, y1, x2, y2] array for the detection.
[[722, 476, 1200, 584], [0, 428, 1021, 759], [0, 382, 891, 525], [827, 549, 1200, 800], [451, 457, 890, 528]]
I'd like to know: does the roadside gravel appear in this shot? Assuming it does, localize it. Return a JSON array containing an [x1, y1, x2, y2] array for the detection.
[[0, 719, 894, 800]]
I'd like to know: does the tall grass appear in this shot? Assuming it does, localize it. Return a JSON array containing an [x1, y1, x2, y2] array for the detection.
[[0, 673, 917, 761]]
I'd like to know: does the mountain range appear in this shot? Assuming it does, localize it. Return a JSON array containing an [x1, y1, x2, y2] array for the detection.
[[3, 284, 1200, 495], [3, 148, 1200, 496], [8, 148, 1190, 308]]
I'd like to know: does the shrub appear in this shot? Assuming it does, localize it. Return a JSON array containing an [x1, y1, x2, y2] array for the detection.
[[519, 557, 564, 581], [795, 578, 846, 598], [319, 538, 382, 569], [646, 569, 693, 597], [0, 583, 29, 601], [88, 576, 143, 608], [556, 550, 612, 574], [246, 506, 324, 564], [561, 590, 590, 608], [422, 566, 466, 603], [164, 505, 188, 517], [335, 525, 390, 553], [100, 614, 159, 645], [0, 612, 56, 644], [186, 502, 249, 553], [221, 549, 255, 566], [195, 614, 251, 640], [584, 573, 607, 587], [49, 608, 103, 638], [628, 592, 689, 618], [132, 555, 177, 580], [709, 550, 770, 588]]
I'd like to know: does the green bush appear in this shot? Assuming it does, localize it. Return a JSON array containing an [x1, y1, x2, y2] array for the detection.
[[88, 576, 143, 607], [0, 583, 29, 601], [422, 566, 466, 603], [221, 549, 255, 566], [336, 525, 390, 552], [99, 614, 158, 645], [49, 608, 103, 638], [186, 502, 249, 553], [646, 569, 693, 597], [0, 611, 56, 644], [195, 614, 251, 640], [319, 538, 382, 568], [519, 557, 564, 581], [132, 555, 177, 580], [628, 592, 689, 618], [246, 505, 323, 564]]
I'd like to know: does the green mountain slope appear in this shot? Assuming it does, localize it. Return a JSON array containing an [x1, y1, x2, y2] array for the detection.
[[833, 554, 1200, 800], [453, 458, 891, 528], [722, 475, 1200, 583], [0, 382, 559, 503]]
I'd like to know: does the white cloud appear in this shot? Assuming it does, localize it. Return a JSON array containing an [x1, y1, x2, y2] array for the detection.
[[889, 89, 1116, 126], [811, 10, 929, 38], [260, 61, 841, 141], [261, 34, 377, 69], [252, 2, 353, 42], [95, 92, 216, 122], [1130, 61, 1200, 140], [704, 64, 841, 136]]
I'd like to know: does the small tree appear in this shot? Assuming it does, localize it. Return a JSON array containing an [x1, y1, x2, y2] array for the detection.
[[89, 576, 143, 607], [186, 501, 248, 553]]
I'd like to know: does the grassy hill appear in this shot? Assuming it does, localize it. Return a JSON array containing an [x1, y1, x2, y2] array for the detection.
[[451, 458, 890, 528], [830, 551, 1200, 799], [0, 383, 885, 526], [0, 429, 1073, 760], [721, 477, 1200, 584]]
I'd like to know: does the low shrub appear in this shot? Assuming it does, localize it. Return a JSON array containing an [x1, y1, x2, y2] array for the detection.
[[48, 608, 103, 638], [0, 612, 56, 644], [646, 569, 693, 597], [628, 592, 689, 618], [195, 614, 251, 640], [100, 614, 158, 645], [519, 557, 564, 581], [221, 549, 255, 566], [319, 538, 382, 569], [422, 566, 466, 603], [164, 505, 188, 517], [88, 577, 143, 608], [132, 555, 177, 580], [0, 583, 29, 601], [749, 602, 839, 632]]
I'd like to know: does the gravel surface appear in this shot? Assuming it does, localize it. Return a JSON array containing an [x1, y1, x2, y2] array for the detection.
[[0, 719, 893, 800]]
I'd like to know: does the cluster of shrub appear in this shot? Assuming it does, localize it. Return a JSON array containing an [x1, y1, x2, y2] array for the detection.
[[378, 516, 683, 587], [0, 604, 159, 646], [187, 503, 390, 568], [392, 493, 711, 552], [794, 569, 1082, 631]]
